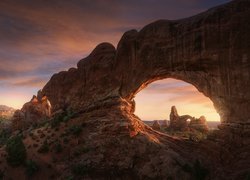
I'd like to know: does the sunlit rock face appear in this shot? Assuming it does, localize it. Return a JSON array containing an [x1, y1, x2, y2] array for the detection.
[[11, 95, 51, 131], [42, 0, 250, 131]]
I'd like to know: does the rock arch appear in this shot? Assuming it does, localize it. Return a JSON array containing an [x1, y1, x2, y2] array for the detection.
[[42, 0, 250, 133]]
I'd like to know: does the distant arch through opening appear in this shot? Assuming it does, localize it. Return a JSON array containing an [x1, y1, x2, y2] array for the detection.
[[134, 78, 220, 129]]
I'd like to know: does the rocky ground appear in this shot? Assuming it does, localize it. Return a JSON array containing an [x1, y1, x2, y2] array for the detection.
[[0, 99, 249, 179]]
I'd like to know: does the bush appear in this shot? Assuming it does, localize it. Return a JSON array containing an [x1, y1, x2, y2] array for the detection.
[[245, 172, 250, 180], [26, 159, 39, 177], [68, 125, 82, 136], [50, 109, 76, 128], [71, 163, 89, 176], [188, 131, 207, 142], [72, 146, 90, 157], [0, 129, 11, 145], [182, 160, 209, 180], [37, 140, 49, 153], [0, 170, 4, 180], [65, 175, 74, 180], [63, 138, 69, 144], [6, 135, 27, 166], [51, 112, 66, 128], [54, 143, 63, 153]]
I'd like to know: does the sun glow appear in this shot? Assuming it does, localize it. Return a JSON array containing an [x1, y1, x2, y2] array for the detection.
[[0, 89, 37, 109], [134, 79, 220, 122]]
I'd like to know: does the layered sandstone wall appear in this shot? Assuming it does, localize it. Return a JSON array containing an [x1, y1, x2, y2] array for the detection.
[[42, 0, 250, 130]]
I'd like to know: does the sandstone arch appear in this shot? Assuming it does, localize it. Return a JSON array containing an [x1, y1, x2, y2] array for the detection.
[[42, 0, 250, 133]]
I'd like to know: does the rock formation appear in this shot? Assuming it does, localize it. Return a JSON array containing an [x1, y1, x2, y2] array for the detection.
[[152, 120, 161, 130], [11, 93, 52, 131], [1, 0, 250, 179], [169, 106, 191, 131], [42, 0, 250, 133], [37, 2, 250, 177], [189, 116, 209, 132], [169, 106, 209, 132], [161, 120, 168, 127]]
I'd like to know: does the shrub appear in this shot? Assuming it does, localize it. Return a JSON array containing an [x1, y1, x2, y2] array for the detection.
[[72, 146, 89, 157], [50, 109, 76, 128], [6, 135, 27, 166], [69, 125, 82, 136], [0, 170, 4, 179], [182, 160, 209, 180], [25, 159, 39, 177], [189, 131, 207, 142], [54, 143, 63, 153], [37, 140, 49, 153], [0, 129, 11, 145], [51, 113, 65, 128], [65, 175, 74, 180], [63, 138, 69, 144], [71, 163, 89, 176], [245, 172, 250, 180]]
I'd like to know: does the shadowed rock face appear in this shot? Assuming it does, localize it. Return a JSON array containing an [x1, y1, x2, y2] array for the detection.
[[43, 0, 250, 131]]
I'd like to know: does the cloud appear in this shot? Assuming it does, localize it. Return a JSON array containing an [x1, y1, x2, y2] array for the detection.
[[0, 0, 230, 109], [0, 75, 48, 88], [10, 76, 48, 88]]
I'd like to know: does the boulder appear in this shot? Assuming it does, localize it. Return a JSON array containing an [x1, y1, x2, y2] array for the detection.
[[152, 120, 161, 131], [161, 120, 168, 127], [189, 116, 209, 132]]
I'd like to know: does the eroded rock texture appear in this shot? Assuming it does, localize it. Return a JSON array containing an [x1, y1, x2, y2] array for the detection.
[[169, 106, 191, 131], [169, 106, 209, 132], [12, 94, 51, 131], [43, 0, 250, 131], [9, 0, 247, 179], [189, 116, 209, 132]]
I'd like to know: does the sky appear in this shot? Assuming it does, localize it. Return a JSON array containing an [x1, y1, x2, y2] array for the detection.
[[134, 79, 220, 121], [0, 0, 230, 120]]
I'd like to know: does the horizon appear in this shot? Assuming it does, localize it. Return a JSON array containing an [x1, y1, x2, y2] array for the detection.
[[134, 79, 220, 122]]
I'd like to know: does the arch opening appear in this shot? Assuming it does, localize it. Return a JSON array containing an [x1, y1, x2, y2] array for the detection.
[[134, 78, 221, 136]]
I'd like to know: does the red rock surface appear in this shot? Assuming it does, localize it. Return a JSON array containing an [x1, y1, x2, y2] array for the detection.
[[1, 0, 250, 179], [152, 120, 161, 130], [11, 95, 51, 131]]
